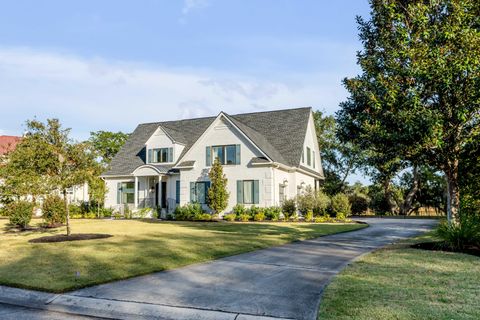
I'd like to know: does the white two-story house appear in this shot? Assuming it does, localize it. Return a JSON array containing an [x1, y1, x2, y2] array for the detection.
[[102, 107, 324, 217]]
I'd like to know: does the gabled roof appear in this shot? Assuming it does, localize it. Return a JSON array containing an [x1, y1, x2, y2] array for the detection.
[[0, 136, 22, 156], [103, 107, 312, 176]]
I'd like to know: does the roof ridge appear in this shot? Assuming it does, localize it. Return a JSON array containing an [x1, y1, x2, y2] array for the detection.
[[137, 107, 312, 126]]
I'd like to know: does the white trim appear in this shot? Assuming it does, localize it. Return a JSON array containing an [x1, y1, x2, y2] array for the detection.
[[176, 112, 272, 165], [132, 164, 165, 176], [100, 174, 133, 179]]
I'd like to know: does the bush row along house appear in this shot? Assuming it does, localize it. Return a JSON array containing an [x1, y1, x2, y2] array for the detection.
[[102, 107, 324, 217]]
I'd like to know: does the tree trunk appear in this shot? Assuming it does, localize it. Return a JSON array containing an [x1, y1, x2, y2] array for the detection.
[[383, 179, 397, 215], [63, 189, 71, 236], [399, 165, 420, 215], [445, 160, 460, 224]]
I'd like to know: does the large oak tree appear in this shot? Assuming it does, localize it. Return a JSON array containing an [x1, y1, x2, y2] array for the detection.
[[337, 0, 480, 223]]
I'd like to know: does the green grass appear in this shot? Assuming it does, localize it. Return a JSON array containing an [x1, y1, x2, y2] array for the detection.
[[318, 233, 480, 320], [0, 219, 365, 292]]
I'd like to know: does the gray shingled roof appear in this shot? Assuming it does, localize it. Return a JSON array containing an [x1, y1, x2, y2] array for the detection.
[[103, 107, 313, 176]]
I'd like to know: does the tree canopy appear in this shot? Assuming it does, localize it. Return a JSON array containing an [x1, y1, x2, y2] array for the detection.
[[337, 0, 480, 223]]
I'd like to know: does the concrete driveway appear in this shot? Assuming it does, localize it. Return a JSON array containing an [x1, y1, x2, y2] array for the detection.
[[0, 218, 436, 320]]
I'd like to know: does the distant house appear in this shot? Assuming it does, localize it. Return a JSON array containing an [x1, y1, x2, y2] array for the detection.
[[103, 107, 324, 217], [0, 135, 88, 205], [0, 135, 22, 159]]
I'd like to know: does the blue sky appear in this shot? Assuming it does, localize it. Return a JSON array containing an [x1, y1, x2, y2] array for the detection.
[[0, 0, 371, 181]]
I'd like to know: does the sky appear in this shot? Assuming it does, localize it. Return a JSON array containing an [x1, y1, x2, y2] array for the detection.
[[0, 0, 371, 182]]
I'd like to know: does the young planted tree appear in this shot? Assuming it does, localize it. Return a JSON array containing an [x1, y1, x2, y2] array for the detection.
[[337, 0, 480, 224], [26, 119, 97, 235], [207, 158, 229, 216]]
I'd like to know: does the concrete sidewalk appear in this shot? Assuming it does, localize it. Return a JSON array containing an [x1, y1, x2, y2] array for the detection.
[[0, 218, 436, 320]]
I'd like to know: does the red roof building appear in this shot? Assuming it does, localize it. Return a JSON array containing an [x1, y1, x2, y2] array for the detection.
[[0, 136, 22, 156]]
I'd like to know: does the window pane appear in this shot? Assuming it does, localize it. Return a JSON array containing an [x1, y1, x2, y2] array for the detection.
[[243, 181, 253, 204], [126, 193, 135, 204], [197, 182, 206, 204], [212, 146, 224, 164], [161, 148, 169, 162], [307, 147, 311, 166], [226, 145, 236, 165]]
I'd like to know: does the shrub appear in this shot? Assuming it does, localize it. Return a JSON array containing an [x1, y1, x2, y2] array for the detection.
[[436, 215, 480, 250], [232, 204, 246, 217], [70, 213, 83, 219], [193, 213, 212, 221], [336, 212, 346, 221], [331, 193, 351, 217], [304, 210, 314, 222], [133, 208, 152, 219], [173, 203, 204, 221], [264, 206, 281, 221], [98, 207, 113, 218], [282, 198, 297, 219], [223, 213, 236, 221], [6, 201, 33, 228], [42, 195, 66, 226], [68, 204, 82, 216], [314, 214, 333, 223], [248, 205, 262, 218], [83, 212, 97, 219], [237, 213, 251, 222], [253, 211, 265, 221], [297, 186, 316, 215], [314, 191, 331, 216], [349, 193, 370, 215]]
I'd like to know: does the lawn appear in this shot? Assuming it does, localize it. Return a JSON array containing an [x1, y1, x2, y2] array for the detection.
[[318, 233, 480, 320], [0, 218, 365, 292]]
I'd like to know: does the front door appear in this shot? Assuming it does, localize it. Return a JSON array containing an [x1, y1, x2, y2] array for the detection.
[[161, 181, 167, 208]]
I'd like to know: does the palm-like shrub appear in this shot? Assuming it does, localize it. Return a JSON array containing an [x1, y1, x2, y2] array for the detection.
[[436, 215, 480, 250]]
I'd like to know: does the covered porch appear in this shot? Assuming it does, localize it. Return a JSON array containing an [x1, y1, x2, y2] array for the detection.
[[132, 165, 172, 215]]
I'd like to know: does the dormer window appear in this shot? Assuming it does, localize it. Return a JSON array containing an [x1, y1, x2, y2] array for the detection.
[[148, 147, 173, 163]]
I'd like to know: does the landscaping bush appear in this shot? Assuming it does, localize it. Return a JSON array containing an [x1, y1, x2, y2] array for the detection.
[[223, 213, 236, 221], [70, 213, 83, 219], [349, 192, 370, 215], [97, 207, 113, 218], [253, 211, 265, 221], [304, 210, 314, 222], [264, 206, 281, 221], [331, 193, 351, 217], [297, 186, 316, 215], [42, 195, 66, 226], [237, 213, 251, 222], [133, 207, 152, 219], [314, 191, 331, 216], [314, 214, 333, 223], [193, 213, 212, 221], [232, 204, 246, 217], [282, 198, 297, 220], [68, 203, 82, 216], [248, 205, 262, 218], [83, 212, 97, 219], [336, 212, 346, 221], [173, 203, 204, 221], [436, 214, 480, 250], [6, 200, 33, 229]]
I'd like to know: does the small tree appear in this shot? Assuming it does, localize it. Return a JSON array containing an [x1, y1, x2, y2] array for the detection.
[[207, 158, 229, 215], [314, 191, 331, 216], [331, 193, 351, 217], [25, 119, 97, 236], [297, 186, 316, 215]]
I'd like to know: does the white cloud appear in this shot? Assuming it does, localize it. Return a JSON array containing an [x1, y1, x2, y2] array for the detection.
[[182, 0, 210, 15], [0, 46, 348, 140]]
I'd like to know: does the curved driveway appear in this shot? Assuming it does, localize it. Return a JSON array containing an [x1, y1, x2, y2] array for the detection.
[[41, 218, 436, 320]]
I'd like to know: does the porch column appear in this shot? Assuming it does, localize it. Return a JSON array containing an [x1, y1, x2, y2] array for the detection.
[[159, 175, 162, 209], [134, 176, 138, 209]]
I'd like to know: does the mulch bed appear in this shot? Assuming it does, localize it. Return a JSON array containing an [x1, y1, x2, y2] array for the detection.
[[411, 241, 480, 257], [29, 234, 112, 243]]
